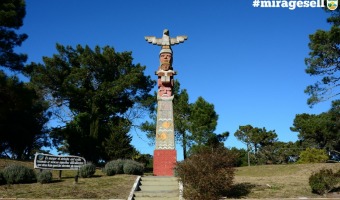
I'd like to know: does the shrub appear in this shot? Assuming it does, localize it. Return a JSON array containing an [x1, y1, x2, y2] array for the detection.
[[79, 162, 96, 178], [37, 170, 53, 184], [298, 148, 329, 163], [104, 159, 125, 176], [123, 160, 144, 175], [103, 163, 115, 176], [104, 159, 144, 176], [2, 164, 36, 184], [176, 147, 236, 199], [309, 168, 339, 195], [104, 161, 116, 176]]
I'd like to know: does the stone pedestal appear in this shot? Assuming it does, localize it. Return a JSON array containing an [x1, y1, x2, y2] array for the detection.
[[153, 149, 176, 176]]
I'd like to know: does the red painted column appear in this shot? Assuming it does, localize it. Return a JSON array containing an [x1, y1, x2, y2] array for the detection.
[[153, 149, 176, 176]]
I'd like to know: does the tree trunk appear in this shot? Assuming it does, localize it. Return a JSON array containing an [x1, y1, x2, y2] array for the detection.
[[182, 131, 187, 159]]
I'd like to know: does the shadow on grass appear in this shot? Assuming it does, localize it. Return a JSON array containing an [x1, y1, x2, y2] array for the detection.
[[49, 174, 102, 183], [89, 175, 102, 178], [55, 174, 102, 180], [331, 187, 340, 192], [224, 182, 256, 198], [49, 179, 64, 184], [76, 175, 103, 178]]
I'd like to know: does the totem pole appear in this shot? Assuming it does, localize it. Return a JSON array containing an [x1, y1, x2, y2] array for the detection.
[[145, 29, 187, 176]]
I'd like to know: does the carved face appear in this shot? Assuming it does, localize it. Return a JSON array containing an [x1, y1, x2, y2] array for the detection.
[[159, 86, 172, 97], [160, 53, 172, 64]]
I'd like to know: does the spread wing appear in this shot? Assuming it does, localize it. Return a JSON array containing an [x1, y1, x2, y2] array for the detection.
[[170, 35, 188, 45], [145, 36, 162, 45]]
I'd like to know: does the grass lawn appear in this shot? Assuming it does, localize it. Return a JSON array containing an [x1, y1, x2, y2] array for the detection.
[[0, 159, 136, 199], [231, 163, 340, 199], [0, 159, 339, 199]]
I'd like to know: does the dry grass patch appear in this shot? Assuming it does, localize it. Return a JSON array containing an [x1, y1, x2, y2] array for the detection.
[[0, 172, 136, 199], [231, 163, 340, 199], [0, 159, 136, 199]]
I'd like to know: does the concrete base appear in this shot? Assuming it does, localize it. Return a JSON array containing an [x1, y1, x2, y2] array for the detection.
[[153, 149, 176, 176]]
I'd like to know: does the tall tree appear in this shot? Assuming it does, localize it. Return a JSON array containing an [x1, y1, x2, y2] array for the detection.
[[329, 100, 340, 154], [0, 71, 50, 159], [291, 101, 340, 152], [186, 97, 229, 156], [0, 0, 51, 160], [26, 44, 154, 163], [234, 125, 278, 153], [305, 7, 340, 106], [0, 0, 28, 71], [189, 96, 218, 146], [234, 125, 278, 165], [256, 141, 303, 164]]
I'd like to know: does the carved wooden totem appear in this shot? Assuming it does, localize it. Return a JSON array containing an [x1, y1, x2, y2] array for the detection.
[[145, 29, 187, 176]]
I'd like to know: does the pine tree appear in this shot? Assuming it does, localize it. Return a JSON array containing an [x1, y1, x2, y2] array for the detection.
[[0, 0, 28, 71], [305, 8, 340, 106], [27, 44, 154, 163]]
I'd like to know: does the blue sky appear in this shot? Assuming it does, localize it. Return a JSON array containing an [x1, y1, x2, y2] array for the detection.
[[17, 1, 334, 160]]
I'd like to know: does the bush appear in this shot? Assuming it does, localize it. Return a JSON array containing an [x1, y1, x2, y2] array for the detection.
[[309, 168, 340, 195], [104, 161, 117, 176], [37, 170, 53, 184], [104, 159, 144, 176], [123, 160, 144, 175], [79, 162, 96, 178], [103, 162, 115, 176], [298, 148, 329, 163], [104, 159, 125, 176], [176, 147, 236, 199], [2, 164, 36, 184]]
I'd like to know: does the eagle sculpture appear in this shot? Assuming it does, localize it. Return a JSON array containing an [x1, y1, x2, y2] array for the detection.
[[145, 29, 188, 46]]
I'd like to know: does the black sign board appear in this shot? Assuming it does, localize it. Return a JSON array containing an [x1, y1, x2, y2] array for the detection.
[[34, 153, 86, 170]]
